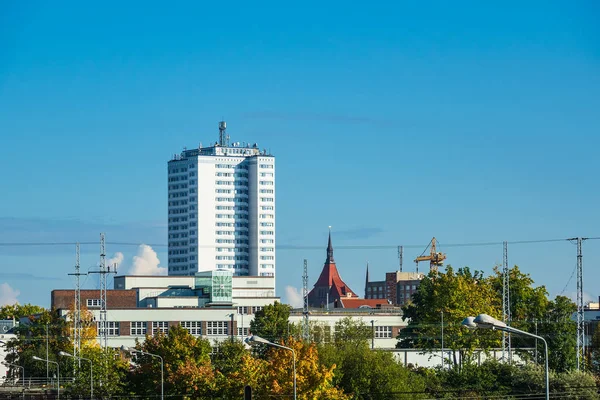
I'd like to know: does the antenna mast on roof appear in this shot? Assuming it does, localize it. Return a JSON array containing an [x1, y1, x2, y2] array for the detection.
[[302, 259, 309, 342], [219, 121, 229, 146]]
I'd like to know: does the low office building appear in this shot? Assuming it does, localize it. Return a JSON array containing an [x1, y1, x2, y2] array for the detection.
[[51, 271, 279, 348], [289, 307, 406, 349]]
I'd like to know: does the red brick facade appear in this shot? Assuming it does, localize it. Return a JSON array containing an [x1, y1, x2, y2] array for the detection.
[[51, 289, 137, 310]]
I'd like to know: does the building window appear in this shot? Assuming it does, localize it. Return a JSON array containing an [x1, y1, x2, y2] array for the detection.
[[87, 299, 101, 308], [152, 321, 169, 335], [238, 306, 248, 314], [251, 306, 263, 314], [97, 321, 119, 336], [181, 321, 202, 335], [237, 327, 250, 336], [207, 321, 229, 335], [131, 322, 147, 336], [375, 326, 392, 338]]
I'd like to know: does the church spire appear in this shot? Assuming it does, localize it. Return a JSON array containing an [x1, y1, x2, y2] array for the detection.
[[365, 262, 369, 296], [326, 226, 334, 263]]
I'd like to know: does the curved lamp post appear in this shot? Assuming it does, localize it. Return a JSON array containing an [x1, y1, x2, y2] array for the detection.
[[245, 335, 296, 400], [121, 346, 163, 400], [462, 314, 549, 400], [58, 351, 93, 399], [32, 356, 59, 399]]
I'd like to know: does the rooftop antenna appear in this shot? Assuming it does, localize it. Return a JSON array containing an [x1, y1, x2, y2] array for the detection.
[[302, 259, 309, 341], [398, 246, 404, 272], [219, 121, 229, 146]]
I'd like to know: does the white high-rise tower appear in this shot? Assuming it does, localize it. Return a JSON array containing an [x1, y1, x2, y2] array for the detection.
[[167, 121, 275, 277]]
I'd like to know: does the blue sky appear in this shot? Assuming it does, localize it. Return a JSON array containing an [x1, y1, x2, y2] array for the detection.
[[0, 1, 599, 307]]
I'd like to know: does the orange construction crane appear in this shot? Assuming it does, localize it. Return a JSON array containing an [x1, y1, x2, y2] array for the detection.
[[414, 237, 446, 273]]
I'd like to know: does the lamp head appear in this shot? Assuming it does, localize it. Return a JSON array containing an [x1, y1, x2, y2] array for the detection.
[[32, 356, 43, 361], [58, 351, 73, 357], [461, 316, 478, 329], [245, 335, 271, 346], [474, 314, 506, 330]]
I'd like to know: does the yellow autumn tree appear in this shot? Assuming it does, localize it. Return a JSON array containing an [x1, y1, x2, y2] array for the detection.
[[66, 302, 99, 349], [265, 337, 348, 400]]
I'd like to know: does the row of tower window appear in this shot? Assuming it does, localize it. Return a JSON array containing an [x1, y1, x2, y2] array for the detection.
[[216, 164, 249, 170], [216, 189, 249, 194], [215, 172, 249, 178], [216, 205, 249, 211], [215, 197, 249, 203], [169, 200, 189, 206], [215, 214, 250, 219], [216, 239, 250, 244], [216, 256, 249, 261], [169, 184, 189, 190], [215, 222, 249, 228]]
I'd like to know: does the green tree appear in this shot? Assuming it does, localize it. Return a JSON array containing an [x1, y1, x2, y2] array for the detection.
[[333, 317, 372, 349], [128, 325, 214, 398], [5, 309, 72, 381], [66, 347, 128, 398], [249, 301, 291, 343], [398, 266, 501, 367], [0, 303, 46, 320], [539, 295, 577, 372], [489, 265, 550, 358], [588, 322, 600, 374]]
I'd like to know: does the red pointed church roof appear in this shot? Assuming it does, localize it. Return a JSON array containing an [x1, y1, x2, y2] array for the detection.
[[310, 231, 358, 299]]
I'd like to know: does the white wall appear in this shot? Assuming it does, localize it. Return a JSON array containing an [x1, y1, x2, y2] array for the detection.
[[197, 158, 217, 272], [0, 334, 18, 382]]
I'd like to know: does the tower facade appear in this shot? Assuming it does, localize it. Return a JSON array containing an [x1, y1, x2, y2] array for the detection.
[[168, 122, 275, 277]]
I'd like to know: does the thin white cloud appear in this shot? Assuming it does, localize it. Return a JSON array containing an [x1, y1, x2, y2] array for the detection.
[[107, 252, 124, 269], [284, 286, 303, 308], [563, 291, 596, 305], [0, 283, 20, 306], [128, 245, 166, 276]]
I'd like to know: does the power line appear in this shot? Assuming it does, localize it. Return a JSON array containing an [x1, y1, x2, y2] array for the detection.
[[0, 237, 596, 249]]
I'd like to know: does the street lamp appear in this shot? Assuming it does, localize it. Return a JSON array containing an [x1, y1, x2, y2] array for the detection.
[[59, 351, 93, 399], [245, 335, 296, 400], [121, 346, 163, 400], [462, 314, 549, 400], [32, 356, 60, 399], [370, 320, 375, 350]]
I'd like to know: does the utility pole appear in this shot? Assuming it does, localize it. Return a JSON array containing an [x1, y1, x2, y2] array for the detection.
[[569, 237, 587, 370], [502, 241, 512, 362], [441, 310, 444, 370], [89, 233, 117, 350], [535, 319, 538, 364], [370, 320, 375, 350], [398, 246, 403, 272], [68, 243, 86, 370], [45, 323, 49, 383], [302, 259, 309, 342]]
